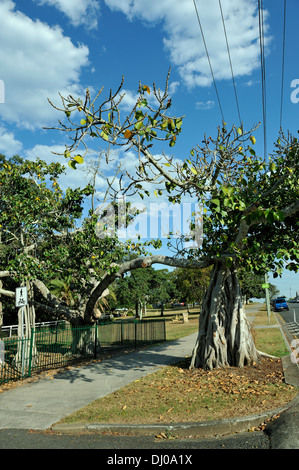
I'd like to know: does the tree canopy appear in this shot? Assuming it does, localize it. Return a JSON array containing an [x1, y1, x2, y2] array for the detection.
[[0, 155, 146, 325]]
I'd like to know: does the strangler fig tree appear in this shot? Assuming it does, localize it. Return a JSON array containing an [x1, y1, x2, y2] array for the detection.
[[47, 72, 299, 369]]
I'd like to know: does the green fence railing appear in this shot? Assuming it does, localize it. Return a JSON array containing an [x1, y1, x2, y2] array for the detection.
[[0, 318, 166, 385]]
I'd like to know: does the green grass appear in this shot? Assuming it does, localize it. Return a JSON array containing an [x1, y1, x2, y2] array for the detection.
[[58, 355, 296, 426], [250, 305, 290, 358]]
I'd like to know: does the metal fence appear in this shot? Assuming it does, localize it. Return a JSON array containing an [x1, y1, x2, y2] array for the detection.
[[0, 320, 67, 338], [0, 318, 166, 385]]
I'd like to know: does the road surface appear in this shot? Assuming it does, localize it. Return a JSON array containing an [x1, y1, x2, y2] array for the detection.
[[277, 302, 299, 339]]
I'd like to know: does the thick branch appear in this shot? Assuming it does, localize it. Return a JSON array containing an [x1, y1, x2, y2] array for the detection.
[[0, 271, 17, 279], [33, 300, 82, 325], [0, 288, 15, 298], [84, 254, 211, 322]]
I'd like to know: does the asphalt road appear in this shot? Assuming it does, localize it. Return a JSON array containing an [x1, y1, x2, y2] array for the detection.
[[0, 428, 270, 450], [280, 302, 299, 324], [276, 302, 299, 341]]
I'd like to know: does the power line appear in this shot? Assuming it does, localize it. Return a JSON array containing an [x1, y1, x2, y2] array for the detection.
[[192, 0, 225, 122], [280, 0, 287, 130], [258, 0, 267, 160], [218, 0, 243, 127]]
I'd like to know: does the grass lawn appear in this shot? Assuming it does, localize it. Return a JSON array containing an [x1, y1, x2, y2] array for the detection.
[[57, 304, 297, 428], [251, 305, 290, 357]]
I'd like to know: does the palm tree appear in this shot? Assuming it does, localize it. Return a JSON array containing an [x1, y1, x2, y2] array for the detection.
[[49, 276, 77, 308]]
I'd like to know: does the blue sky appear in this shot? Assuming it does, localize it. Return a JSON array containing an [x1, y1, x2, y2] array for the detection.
[[0, 0, 298, 298]]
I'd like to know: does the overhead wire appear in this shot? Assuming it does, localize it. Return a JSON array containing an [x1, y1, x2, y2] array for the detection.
[[218, 0, 243, 128], [280, 0, 287, 130], [192, 0, 225, 122], [258, 0, 267, 160]]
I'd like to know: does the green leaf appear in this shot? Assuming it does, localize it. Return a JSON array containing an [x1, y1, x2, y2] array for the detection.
[[264, 209, 274, 223], [134, 120, 144, 131], [138, 99, 148, 107], [190, 167, 198, 175], [68, 160, 77, 170], [175, 118, 183, 130], [276, 209, 285, 221], [101, 131, 109, 141], [269, 162, 276, 172], [80, 119, 86, 126], [210, 198, 220, 206], [74, 155, 84, 164], [237, 127, 243, 135]]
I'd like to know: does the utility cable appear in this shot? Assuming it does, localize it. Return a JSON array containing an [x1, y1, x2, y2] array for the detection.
[[218, 0, 243, 128], [192, 0, 225, 122], [280, 0, 287, 130], [258, 0, 267, 160]]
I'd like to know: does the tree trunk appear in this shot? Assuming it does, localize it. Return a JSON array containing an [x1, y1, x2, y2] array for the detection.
[[70, 324, 99, 357], [190, 261, 259, 370]]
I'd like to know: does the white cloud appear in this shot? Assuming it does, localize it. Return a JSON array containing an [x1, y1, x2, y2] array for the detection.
[[0, 1, 89, 129], [24, 144, 90, 190], [117, 88, 159, 113], [0, 126, 23, 157], [33, 0, 100, 30], [169, 81, 180, 95], [104, 0, 270, 89], [196, 100, 215, 110]]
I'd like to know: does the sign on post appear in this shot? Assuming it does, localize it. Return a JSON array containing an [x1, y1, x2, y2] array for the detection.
[[15, 287, 28, 308]]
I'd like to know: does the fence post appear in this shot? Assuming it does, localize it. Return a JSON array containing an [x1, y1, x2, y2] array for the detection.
[[28, 328, 35, 378], [94, 323, 97, 359], [120, 320, 123, 346], [135, 319, 138, 349]]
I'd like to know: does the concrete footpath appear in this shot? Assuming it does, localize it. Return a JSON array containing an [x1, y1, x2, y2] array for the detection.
[[0, 304, 299, 449], [0, 332, 198, 431]]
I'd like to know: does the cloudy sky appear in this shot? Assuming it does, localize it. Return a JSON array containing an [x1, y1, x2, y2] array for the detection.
[[0, 0, 298, 296]]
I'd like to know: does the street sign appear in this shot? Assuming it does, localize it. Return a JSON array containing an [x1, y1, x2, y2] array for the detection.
[[262, 283, 270, 289], [15, 287, 28, 308]]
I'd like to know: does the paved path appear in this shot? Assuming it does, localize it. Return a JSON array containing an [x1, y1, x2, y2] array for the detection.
[[0, 333, 198, 430]]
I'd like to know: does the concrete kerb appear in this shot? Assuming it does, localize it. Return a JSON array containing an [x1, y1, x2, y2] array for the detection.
[[51, 394, 299, 438]]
